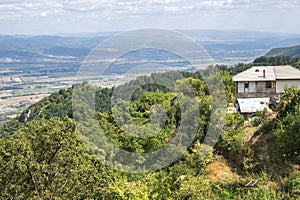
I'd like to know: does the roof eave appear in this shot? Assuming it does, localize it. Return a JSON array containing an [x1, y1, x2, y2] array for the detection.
[[233, 78, 276, 82]]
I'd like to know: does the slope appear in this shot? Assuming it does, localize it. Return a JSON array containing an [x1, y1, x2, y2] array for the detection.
[[266, 45, 300, 57], [1, 70, 300, 199]]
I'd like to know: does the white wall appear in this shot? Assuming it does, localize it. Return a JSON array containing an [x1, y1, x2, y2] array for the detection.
[[238, 81, 257, 93], [276, 80, 300, 93], [249, 82, 257, 92], [238, 82, 244, 93]]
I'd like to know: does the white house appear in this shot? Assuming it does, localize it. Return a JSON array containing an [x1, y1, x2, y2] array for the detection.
[[232, 65, 300, 113]]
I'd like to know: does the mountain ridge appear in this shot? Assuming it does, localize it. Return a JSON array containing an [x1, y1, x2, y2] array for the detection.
[[266, 45, 300, 57]]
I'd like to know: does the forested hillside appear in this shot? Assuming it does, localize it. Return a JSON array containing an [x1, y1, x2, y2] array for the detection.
[[254, 55, 300, 69], [266, 45, 300, 57], [1, 67, 300, 199]]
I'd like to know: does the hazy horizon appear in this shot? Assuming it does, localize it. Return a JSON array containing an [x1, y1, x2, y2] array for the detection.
[[2, 28, 300, 37]]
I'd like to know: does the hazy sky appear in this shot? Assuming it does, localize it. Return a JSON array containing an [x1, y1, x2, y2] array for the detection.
[[0, 0, 300, 35]]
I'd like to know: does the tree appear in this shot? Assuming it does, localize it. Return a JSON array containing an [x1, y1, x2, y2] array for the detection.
[[0, 117, 112, 199]]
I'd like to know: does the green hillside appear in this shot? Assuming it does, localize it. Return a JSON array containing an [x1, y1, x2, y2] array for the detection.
[[1, 68, 300, 199], [266, 45, 300, 57], [253, 55, 300, 68]]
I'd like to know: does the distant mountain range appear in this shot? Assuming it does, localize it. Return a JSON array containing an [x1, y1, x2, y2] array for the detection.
[[1, 29, 300, 69], [266, 45, 300, 57], [0, 35, 107, 59]]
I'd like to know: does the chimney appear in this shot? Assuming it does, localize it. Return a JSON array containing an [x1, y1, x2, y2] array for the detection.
[[263, 69, 266, 78]]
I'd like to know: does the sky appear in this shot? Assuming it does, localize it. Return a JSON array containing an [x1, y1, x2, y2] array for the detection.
[[0, 0, 300, 35]]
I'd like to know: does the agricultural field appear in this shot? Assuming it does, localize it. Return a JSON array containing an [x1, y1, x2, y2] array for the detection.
[[0, 73, 70, 124], [0, 70, 134, 124]]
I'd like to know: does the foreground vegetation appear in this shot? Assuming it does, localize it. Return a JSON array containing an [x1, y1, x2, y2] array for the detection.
[[1, 65, 300, 199]]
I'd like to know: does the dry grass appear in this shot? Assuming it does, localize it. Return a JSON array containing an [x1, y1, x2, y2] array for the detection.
[[0, 94, 48, 104], [242, 126, 259, 144], [267, 181, 280, 190], [292, 164, 300, 171], [0, 92, 13, 98], [267, 112, 278, 120], [206, 156, 240, 183]]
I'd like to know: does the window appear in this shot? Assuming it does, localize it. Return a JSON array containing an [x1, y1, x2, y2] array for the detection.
[[266, 81, 272, 89], [244, 81, 249, 92]]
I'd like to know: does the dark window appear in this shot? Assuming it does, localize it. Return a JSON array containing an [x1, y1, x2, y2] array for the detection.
[[266, 82, 272, 89], [244, 82, 249, 89]]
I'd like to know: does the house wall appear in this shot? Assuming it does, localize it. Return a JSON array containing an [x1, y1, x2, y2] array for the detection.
[[276, 80, 300, 93], [249, 82, 257, 92], [237, 81, 258, 93], [237, 82, 244, 93], [235, 81, 276, 98], [236, 79, 300, 98], [256, 82, 265, 93]]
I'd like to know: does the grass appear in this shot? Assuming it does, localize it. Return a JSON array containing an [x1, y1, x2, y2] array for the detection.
[[206, 155, 240, 183]]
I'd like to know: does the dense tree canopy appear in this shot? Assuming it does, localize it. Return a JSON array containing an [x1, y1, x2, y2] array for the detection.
[[1, 66, 300, 199], [254, 56, 300, 68]]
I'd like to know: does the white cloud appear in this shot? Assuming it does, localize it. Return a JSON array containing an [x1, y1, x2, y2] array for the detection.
[[0, 0, 291, 19], [163, 6, 182, 12], [0, 0, 300, 34], [40, 12, 48, 17], [149, 0, 185, 4]]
